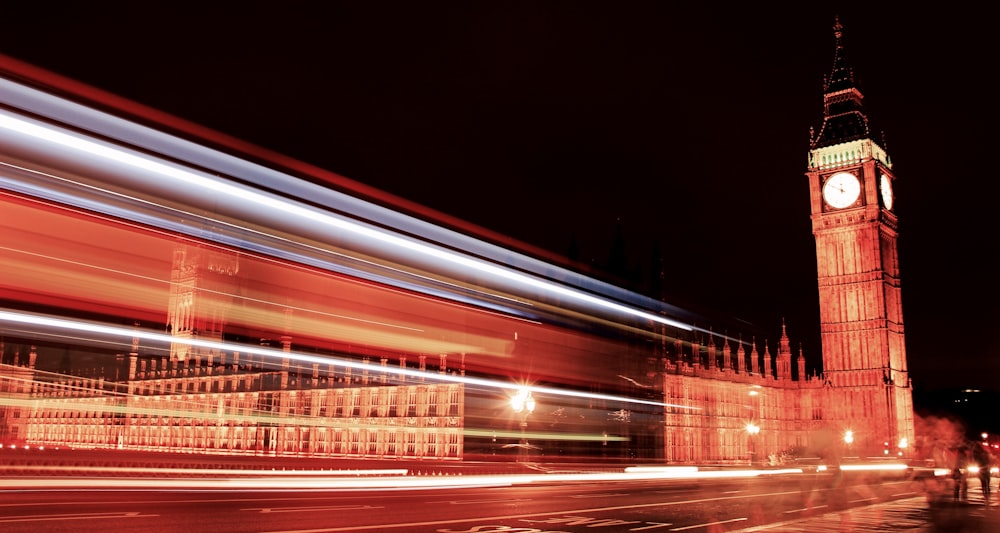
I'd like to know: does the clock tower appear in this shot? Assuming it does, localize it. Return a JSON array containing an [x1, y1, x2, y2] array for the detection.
[[806, 18, 914, 457]]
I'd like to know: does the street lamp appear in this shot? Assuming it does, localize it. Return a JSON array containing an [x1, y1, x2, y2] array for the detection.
[[510, 387, 536, 460], [844, 430, 854, 459], [746, 422, 760, 466]]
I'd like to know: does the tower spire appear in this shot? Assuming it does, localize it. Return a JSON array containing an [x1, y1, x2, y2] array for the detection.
[[825, 16, 855, 93], [812, 17, 871, 148]]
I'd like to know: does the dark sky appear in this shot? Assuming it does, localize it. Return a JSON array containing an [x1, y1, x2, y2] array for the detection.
[[1, 2, 996, 394]]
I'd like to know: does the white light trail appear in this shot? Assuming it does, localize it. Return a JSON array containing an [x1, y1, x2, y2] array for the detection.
[[0, 110, 692, 333], [0, 465, 809, 491], [839, 463, 909, 472], [0, 309, 698, 410]]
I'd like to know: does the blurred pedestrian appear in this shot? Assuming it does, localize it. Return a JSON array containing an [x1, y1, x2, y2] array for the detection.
[[953, 445, 968, 502], [973, 443, 991, 500]]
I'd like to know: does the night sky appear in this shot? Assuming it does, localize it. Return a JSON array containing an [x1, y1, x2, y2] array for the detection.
[[1, 3, 996, 395]]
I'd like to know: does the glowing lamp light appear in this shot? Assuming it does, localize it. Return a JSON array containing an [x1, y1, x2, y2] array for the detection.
[[745, 423, 760, 435], [510, 388, 535, 414], [898, 437, 908, 449], [844, 430, 854, 444]]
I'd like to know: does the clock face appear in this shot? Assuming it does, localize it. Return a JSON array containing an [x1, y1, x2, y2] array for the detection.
[[880, 174, 894, 210], [822, 172, 861, 209]]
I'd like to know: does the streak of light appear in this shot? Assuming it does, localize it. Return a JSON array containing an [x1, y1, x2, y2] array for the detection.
[[838, 463, 908, 472], [627, 466, 805, 478], [0, 466, 407, 477], [0, 465, 814, 491], [624, 466, 700, 474], [0, 163, 542, 326], [0, 243, 425, 334], [0, 69, 704, 328], [0, 109, 694, 334], [0, 309, 699, 410]]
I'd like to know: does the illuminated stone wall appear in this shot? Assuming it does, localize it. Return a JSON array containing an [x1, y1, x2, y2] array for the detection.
[[7, 363, 464, 460]]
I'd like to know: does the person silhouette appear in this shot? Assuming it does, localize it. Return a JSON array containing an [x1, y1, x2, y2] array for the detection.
[[973, 443, 991, 501], [953, 445, 969, 502]]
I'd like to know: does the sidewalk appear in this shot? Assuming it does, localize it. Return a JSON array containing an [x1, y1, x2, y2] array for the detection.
[[734, 489, 1000, 532]]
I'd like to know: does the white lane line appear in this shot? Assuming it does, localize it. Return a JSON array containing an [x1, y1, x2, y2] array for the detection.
[[670, 517, 747, 531], [782, 504, 828, 514], [427, 499, 530, 505], [245, 505, 383, 514], [0, 511, 155, 523], [629, 522, 674, 531]]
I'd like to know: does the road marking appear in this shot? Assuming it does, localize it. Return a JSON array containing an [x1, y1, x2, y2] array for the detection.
[[735, 496, 928, 532], [568, 493, 627, 498], [0, 511, 155, 523], [246, 505, 382, 513], [628, 522, 673, 531], [782, 505, 828, 514], [669, 517, 747, 531], [429, 499, 531, 505]]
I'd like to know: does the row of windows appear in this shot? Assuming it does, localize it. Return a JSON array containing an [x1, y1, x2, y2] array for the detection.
[[25, 423, 463, 458]]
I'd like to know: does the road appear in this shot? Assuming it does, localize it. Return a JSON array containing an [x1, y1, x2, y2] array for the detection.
[[0, 468, 927, 532]]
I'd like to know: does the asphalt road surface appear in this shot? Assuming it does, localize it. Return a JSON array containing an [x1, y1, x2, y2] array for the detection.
[[0, 470, 929, 532]]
